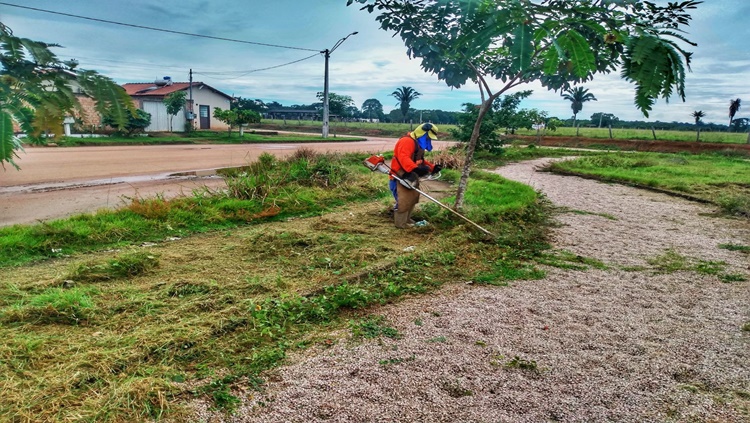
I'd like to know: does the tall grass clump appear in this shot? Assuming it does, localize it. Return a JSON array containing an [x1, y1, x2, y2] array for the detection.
[[1, 287, 96, 325], [67, 251, 160, 282]]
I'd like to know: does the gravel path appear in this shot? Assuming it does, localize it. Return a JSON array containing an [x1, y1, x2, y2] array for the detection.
[[190, 158, 750, 422]]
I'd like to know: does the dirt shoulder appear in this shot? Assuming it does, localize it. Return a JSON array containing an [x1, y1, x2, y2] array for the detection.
[[189, 158, 750, 422]]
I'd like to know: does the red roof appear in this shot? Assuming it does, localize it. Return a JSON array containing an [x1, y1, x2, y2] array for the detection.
[[121, 82, 232, 99], [122, 82, 193, 96]]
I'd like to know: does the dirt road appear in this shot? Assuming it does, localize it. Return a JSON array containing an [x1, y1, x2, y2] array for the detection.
[[0, 139, 453, 227]]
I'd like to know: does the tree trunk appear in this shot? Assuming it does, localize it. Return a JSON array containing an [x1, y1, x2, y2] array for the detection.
[[574, 114, 579, 136], [650, 126, 656, 140], [454, 99, 493, 210], [696, 128, 700, 142], [746, 131, 749, 144]]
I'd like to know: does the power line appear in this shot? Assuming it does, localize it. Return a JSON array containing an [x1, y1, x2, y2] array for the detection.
[[194, 53, 320, 81], [0, 2, 319, 52]]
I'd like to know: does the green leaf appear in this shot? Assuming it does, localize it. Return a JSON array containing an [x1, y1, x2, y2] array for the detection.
[[511, 24, 534, 73], [558, 29, 596, 78], [0, 111, 22, 170]]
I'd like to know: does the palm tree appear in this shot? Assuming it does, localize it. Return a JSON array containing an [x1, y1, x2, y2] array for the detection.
[[729, 98, 741, 131], [561, 87, 597, 136], [391, 86, 421, 123], [691, 110, 705, 141]]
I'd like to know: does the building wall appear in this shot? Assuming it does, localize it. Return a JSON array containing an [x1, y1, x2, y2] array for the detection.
[[74, 95, 103, 129], [189, 88, 231, 131]]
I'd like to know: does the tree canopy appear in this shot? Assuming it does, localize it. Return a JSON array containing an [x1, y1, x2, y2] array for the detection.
[[316, 92, 355, 117], [163, 91, 186, 132], [349, 0, 700, 209], [362, 98, 384, 121], [1, 23, 134, 169]]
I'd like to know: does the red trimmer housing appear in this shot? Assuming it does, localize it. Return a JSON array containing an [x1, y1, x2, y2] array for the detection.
[[363, 155, 390, 174]]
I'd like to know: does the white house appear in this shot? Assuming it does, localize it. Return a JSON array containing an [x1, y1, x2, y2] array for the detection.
[[122, 77, 233, 132]]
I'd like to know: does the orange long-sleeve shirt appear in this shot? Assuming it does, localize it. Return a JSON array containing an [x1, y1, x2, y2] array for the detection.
[[390, 133, 434, 177]]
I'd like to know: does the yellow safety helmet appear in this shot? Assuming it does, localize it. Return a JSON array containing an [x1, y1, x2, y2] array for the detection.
[[411, 123, 439, 140]]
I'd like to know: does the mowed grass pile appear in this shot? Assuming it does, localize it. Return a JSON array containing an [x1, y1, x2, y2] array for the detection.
[[0, 151, 550, 421], [547, 152, 750, 217], [0, 151, 382, 267]]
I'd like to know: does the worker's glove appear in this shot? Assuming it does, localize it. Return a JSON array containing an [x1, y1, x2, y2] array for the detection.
[[413, 164, 430, 177], [399, 172, 418, 189], [431, 164, 443, 174]]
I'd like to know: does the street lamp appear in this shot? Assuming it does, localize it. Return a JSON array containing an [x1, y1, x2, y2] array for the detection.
[[322, 31, 358, 138]]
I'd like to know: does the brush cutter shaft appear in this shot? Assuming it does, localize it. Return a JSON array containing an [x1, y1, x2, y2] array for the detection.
[[364, 155, 494, 237], [389, 173, 495, 237]]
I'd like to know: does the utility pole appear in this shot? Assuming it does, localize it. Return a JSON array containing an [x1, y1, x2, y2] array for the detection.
[[322, 31, 358, 138], [189, 69, 194, 130]]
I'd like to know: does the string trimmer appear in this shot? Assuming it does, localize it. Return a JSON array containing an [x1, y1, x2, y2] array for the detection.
[[363, 155, 495, 237]]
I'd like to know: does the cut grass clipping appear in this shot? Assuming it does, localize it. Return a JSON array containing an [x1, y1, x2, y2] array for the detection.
[[0, 152, 551, 421]]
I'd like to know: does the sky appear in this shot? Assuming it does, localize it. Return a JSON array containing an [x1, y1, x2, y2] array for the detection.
[[1, 0, 748, 125]]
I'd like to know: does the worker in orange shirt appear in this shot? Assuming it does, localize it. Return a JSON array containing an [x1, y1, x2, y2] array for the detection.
[[389, 123, 442, 228]]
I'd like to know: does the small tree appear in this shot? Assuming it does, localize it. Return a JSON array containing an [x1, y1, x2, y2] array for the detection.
[[213, 108, 261, 138], [350, 0, 700, 210], [729, 98, 741, 131], [691, 110, 705, 141], [163, 91, 187, 133], [102, 109, 151, 137], [451, 90, 534, 153]]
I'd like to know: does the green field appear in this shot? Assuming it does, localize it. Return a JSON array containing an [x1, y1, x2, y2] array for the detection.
[[260, 119, 748, 144], [515, 126, 749, 144]]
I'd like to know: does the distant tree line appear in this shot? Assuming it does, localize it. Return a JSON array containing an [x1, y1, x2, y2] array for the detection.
[[228, 85, 461, 125]]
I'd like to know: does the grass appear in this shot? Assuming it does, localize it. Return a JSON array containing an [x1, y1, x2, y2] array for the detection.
[[515, 126, 749, 144], [55, 130, 363, 146], [259, 119, 458, 139], [546, 152, 750, 217], [0, 151, 383, 268], [645, 249, 747, 282], [0, 151, 551, 421]]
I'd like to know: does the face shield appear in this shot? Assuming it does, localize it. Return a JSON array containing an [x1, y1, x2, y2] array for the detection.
[[417, 133, 433, 151]]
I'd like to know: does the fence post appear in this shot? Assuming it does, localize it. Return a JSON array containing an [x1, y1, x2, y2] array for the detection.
[[651, 126, 657, 140], [609, 125, 613, 139]]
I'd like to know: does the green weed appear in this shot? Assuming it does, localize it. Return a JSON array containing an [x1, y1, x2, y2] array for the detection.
[[505, 356, 539, 373], [718, 243, 750, 254], [719, 273, 748, 283], [647, 249, 688, 273], [379, 355, 415, 366], [439, 379, 473, 397], [351, 316, 401, 339]]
